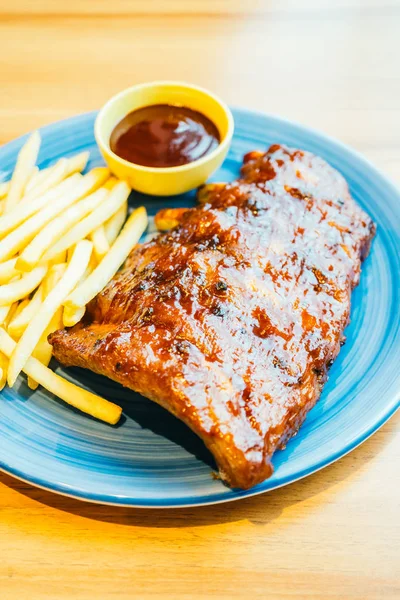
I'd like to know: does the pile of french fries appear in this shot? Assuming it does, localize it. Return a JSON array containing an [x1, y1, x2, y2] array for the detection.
[[0, 131, 148, 424]]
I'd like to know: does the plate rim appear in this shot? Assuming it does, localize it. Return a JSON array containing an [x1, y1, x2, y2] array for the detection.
[[0, 402, 398, 508], [0, 108, 399, 508]]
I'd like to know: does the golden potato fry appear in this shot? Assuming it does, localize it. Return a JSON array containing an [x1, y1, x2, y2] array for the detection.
[[5, 299, 29, 340], [0, 353, 7, 390], [25, 151, 89, 195], [196, 182, 225, 204], [0, 181, 10, 199], [65, 151, 90, 175], [28, 305, 64, 389], [20, 158, 68, 204], [0, 258, 19, 284], [0, 298, 22, 387], [0, 167, 108, 240], [83, 252, 98, 278], [0, 328, 122, 424], [104, 201, 128, 245], [43, 263, 68, 295], [90, 226, 110, 262], [0, 266, 47, 307], [63, 304, 85, 327], [8, 299, 29, 325], [4, 131, 41, 212], [0, 181, 107, 263], [50, 250, 68, 266], [1, 301, 22, 388], [7, 286, 43, 339], [30, 166, 39, 180], [67, 250, 76, 268], [154, 207, 189, 231], [0, 304, 13, 326], [65, 206, 147, 315], [62, 250, 96, 331], [0, 174, 80, 239], [7, 240, 92, 385], [4, 302, 20, 328], [43, 181, 130, 261], [103, 176, 119, 191], [27, 376, 39, 390], [25, 165, 48, 193], [1, 301, 21, 386], [16, 188, 106, 271]]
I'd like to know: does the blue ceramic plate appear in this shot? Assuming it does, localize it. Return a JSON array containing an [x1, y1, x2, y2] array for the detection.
[[0, 110, 399, 507]]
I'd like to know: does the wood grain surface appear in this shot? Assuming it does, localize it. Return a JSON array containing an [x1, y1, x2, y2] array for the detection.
[[0, 1, 399, 598]]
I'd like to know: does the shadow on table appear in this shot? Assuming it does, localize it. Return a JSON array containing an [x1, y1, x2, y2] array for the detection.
[[2, 413, 397, 529]]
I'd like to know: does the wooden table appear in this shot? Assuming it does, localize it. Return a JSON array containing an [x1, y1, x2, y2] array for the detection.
[[0, 1, 399, 598]]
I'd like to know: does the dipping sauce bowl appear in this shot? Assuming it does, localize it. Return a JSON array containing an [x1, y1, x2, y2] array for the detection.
[[95, 81, 234, 196]]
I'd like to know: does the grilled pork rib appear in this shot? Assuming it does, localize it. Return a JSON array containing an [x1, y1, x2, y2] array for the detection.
[[49, 145, 375, 489]]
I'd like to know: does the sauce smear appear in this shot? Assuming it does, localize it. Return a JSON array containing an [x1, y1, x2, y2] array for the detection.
[[110, 104, 220, 168]]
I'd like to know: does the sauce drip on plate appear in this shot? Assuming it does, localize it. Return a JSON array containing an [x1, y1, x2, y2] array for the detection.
[[110, 104, 220, 168]]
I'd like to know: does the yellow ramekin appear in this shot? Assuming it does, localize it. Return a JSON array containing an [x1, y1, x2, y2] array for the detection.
[[95, 81, 234, 196]]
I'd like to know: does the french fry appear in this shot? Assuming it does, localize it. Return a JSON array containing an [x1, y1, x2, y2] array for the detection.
[[7, 287, 43, 339], [1, 301, 22, 386], [0, 328, 122, 424], [196, 182, 225, 204], [4, 302, 20, 328], [19, 158, 68, 204], [9, 299, 29, 324], [0, 181, 107, 263], [88, 251, 98, 270], [67, 245, 76, 263], [0, 353, 7, 390], [65, 151, 90, 175], [5, 299, 29, 340], [0, 299, 20, 387], [0, 181, 10, 199], [16, 188, 107, 271], [104, 201, 128, 245], [0, 174, 80, 239], [42, 181, 131, 261], [25, 165, 48, 193], [0, 297, 19, 387], [25, 151, 89, 195], [32, 332, 54, 367], [65, 207, 147, 316], [50, 251, 67, 266], [154, 208, 188, 231], [30, 166, 40, 180], [28, 305, 63, 390], [103, 176, 118, 191], [0, 279, 23, 325], [90, 226, 110, 262], [4, 131, 41, 212], [0, 305, 13, 326], [0, 167, 108, 240], [63, 304, 85, 327], [7, 240, 93, 385], [27, 377, 40, 390], [0, 258, 19, 284], [43, 263, 68, 294], [63, 247, 96, 329], [0, 266, 47, 307], [62, 251, 96, 327]]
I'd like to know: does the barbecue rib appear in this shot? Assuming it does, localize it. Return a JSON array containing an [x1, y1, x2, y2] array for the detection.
[[49, 144, 375, 489]]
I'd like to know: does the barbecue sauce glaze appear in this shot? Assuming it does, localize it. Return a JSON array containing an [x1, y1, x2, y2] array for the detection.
[[110, 104, 220, 168]]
